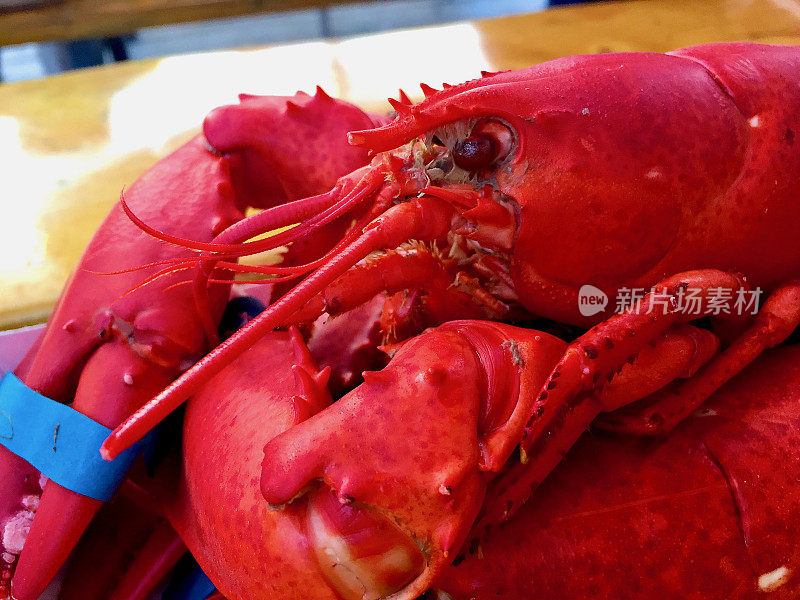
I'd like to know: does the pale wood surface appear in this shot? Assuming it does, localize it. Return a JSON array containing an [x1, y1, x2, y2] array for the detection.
[[1, 0, 799, 329], [0, 0, 363, 45]]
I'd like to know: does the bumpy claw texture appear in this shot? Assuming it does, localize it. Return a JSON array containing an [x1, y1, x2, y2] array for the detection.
[[168, 322, 566, 600]]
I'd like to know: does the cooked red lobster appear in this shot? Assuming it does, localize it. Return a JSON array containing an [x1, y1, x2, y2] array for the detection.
[[1, 41, 799, 599]]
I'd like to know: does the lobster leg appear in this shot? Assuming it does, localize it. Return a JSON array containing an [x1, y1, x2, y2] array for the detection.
[[108, 520, 187, 600], [592, 324, 720, 413], [474, 269, 756, 532], [597, 279, 800, 434]]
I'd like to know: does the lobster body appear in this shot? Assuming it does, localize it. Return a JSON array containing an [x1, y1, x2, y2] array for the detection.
[[150, 42, 800, 600], [8, 42, 800, 599]]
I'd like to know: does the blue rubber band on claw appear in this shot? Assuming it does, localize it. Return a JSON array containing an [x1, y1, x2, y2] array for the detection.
[[0, 372, 149, 502]]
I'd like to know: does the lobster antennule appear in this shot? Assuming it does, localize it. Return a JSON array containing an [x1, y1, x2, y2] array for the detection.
[[120, 185, 346, 257], [190, 168, 380, 342], [100, 195, 458, 460]]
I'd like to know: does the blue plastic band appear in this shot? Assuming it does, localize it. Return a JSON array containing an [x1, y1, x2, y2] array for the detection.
[[0, 372, 148, 502], [165, 565, 217, 600]]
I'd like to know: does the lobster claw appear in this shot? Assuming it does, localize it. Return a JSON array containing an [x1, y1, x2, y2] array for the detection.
[[260, 321, 566, 600]]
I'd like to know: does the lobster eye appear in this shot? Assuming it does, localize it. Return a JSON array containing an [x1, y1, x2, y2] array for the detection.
[[453, 134, 497, 171]]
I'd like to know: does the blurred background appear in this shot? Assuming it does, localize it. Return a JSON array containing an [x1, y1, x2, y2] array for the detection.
[[0, 0, 598, 83]]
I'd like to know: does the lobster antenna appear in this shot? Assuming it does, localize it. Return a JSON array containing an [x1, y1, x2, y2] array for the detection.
[[100, 194, 456, 460], [120, 182, 352, 256], [191, 167, 385, 342]]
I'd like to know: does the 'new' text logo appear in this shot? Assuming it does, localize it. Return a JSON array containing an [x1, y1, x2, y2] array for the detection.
[[578, 285, 608, 317]]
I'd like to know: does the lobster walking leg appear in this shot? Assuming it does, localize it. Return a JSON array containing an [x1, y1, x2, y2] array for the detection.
[[591, 324, 720, 413], [598, 280, 800, 434], [475, 270, 800, 533]]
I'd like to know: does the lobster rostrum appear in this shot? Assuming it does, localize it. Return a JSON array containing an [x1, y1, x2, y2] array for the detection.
[[90, 42, 800, 600], [1, 90, 382, 600]]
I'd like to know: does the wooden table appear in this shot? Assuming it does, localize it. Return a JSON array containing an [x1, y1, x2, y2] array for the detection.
[[0, 0, 361, 46], [1, 0, 799, 329]]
